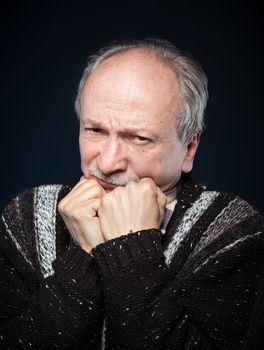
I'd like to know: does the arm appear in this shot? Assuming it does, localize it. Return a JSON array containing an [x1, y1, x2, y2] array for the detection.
[[90, 179, 264, 349], [0, 198, 103, 349], [92, 221, 264, 350]]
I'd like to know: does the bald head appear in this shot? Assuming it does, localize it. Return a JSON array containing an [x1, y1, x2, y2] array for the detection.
[[75, 39, 208, 144], [80, 49, 182, 129]]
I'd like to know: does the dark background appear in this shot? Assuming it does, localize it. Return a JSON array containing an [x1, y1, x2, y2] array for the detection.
[[1, 1, 263, 214]]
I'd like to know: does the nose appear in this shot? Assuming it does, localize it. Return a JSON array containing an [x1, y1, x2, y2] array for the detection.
[[97, 136, 128, 175]]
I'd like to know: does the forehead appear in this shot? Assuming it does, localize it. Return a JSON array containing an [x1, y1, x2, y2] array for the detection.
[[80, 49, 182, 130]]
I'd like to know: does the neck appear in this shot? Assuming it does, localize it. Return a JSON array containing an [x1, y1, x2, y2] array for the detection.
[[164, 184, 179, 204]]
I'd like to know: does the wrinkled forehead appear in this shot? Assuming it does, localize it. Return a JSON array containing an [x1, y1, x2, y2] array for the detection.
[[80, 49, 182, 120]]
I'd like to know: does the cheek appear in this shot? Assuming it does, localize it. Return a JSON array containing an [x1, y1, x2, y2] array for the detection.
[[79, 139, 97, 165], [131, 151, 165, 178], [134, 145, 183, 187]]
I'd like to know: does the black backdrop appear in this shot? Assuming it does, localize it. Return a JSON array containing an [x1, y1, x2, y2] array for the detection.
[[1, 1, 263, 214]]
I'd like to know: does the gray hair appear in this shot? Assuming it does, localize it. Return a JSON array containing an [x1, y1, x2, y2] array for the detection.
[[75, 38, 208, 144]]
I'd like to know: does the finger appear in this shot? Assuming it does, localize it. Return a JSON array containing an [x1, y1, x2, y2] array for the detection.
[[60, 182, 104, 212], [69, 176, 90, 193], [70, 178, 105, 199], [86, 198, 102, 216], [139, 178, 159, 195], [157, 188, 167, 206], [157, 188, 167, 218], [139, 177, 156, 187]]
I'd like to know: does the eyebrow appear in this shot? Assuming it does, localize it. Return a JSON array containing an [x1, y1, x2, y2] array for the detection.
[[82, 118, 104, 128], [82, 117, 158, 138]]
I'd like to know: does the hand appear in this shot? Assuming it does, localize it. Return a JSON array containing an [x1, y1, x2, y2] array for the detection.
[[58, 177, 106, 252], [98, 178, 167, 240]]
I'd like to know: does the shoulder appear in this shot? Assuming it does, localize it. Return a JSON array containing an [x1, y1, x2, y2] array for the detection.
[[163, 178, 264, 289], [180, 176, 263, 229], [1, 184, 71, 227], [191, 179, 264, 256], [0, 184, 72, 276], [165, 176, 264, 266]]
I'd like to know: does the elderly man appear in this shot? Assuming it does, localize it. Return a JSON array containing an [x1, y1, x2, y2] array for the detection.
[[1, 39, 264, 349]]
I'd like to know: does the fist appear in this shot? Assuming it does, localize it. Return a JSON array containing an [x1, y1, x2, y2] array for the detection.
[[98, 178, 167, 240], [58, 177, 106, 252]]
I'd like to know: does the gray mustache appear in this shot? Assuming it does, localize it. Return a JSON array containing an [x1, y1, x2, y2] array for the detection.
[[88, 166, 139, 187]]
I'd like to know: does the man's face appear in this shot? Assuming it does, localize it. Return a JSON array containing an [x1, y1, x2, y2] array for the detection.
[[79, 49, 198, 192]]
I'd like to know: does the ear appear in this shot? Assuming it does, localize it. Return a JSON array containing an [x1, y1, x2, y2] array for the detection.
[[181, 131, 201, 173]]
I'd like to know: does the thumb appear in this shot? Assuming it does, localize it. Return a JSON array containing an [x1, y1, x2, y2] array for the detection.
[[88, 198, 102, 217], [157, 188, 167, 217]]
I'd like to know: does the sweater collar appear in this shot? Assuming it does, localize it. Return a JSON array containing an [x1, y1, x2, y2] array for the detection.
[[164, 183, 181, 204]]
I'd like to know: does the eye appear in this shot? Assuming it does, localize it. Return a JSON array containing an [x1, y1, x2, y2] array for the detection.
[[84, 127, 105, 136], [136, 135, 148, 141], [131, 135, 152, 144], [83, 127, 106, 139], [85, 127, 102, 134]]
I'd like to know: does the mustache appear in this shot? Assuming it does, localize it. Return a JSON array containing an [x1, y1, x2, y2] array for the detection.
[[88, 166, 139, 187]]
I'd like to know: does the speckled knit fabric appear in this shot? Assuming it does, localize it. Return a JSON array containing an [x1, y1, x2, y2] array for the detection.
[[0, 176, 264, 349]]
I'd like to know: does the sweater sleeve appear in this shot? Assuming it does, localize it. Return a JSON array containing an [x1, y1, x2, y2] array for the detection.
[[92, 223, 264, 350], [0, 215, 103, 349]]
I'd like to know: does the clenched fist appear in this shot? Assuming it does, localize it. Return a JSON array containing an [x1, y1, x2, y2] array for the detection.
[[98, 178, 167, 240], [58, 177, 106, 252]]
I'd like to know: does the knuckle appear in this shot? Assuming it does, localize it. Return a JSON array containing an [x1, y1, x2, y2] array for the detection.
[[140, 177, 154, 184], [71, 206, 87, 220], [101, 194, 112, 206], [114, 186, 123, 194], [58, 199, 67, 213], [87, 180, 104, 196], [97, 186, 105, 197], [141, 181, 156, 194], [126, 181, 136, 188], [88, 178, 100, 187]]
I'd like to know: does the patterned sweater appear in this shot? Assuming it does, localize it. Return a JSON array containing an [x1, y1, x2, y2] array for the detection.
[[0, 176, 264, 349]]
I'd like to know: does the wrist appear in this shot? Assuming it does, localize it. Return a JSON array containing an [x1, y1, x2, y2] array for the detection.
[[92, 229, 164, 275], [53, 244, 100, 291]]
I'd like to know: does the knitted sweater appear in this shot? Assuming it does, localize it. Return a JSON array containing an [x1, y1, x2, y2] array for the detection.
[[0, 176, 264, 349]]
